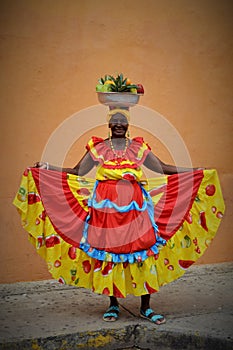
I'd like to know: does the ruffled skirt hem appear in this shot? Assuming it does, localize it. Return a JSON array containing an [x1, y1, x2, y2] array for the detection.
[[13, 168, 225, 297]]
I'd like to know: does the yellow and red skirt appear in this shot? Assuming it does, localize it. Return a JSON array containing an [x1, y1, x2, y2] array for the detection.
[[13, 168, 225, 297]]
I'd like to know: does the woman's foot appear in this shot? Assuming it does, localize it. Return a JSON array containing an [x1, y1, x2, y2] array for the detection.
[[103, 296, 119, 322], [103, 305, 120, 322], [140, 308, 166, 325]]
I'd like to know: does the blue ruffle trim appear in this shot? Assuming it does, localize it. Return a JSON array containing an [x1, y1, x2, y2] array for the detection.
[[79, 239, 166, 263], [79, 181, 166, 263], [88, 181, 149, 212]]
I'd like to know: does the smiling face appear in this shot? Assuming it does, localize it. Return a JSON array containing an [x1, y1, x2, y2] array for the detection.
[[109, 113, 129, 138]]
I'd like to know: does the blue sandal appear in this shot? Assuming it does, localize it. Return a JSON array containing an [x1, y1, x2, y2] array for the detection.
[[140, 308, 166, 325], [103, 305, 120, 322]]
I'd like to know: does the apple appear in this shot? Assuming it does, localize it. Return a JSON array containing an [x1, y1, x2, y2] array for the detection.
[[45, 235, 60, 248], [96, 84, 103, 92], [28, 193, 41, 204], [68, 246, 77, 260], [54, 260, 61, 268], [205, 184, 216, 196], [122, 173, 136, 181], [193, 237, 198, 246], [39, 210, 46, 221], [102, 262, 114, 276], [37, 236, 44, 248], [136, 84, 144, 94], [216, 211, 223, 219], [211, 206, 217, 213], [82, 260, 91, 274], [102, 84, 111, 92], [185, 211, 193, 224], [94, 260, 103, 272]]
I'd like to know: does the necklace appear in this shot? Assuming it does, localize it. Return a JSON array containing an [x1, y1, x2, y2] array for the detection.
[[109, 137, 129, 160]]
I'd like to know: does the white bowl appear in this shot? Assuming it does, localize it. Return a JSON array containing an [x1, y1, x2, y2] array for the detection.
[[97, 92, 141, 107]]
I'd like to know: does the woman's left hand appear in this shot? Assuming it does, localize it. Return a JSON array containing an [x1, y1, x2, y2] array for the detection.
[[33, 162, 49, 169]]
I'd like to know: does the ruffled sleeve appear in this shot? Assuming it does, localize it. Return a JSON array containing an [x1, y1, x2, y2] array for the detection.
[[129, 137, 151, 165], [86, 137, 103, 151], [86, 137, 106, 164]]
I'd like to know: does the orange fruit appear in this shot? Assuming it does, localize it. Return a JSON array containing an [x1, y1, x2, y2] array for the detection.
[[126, 78, 131, 85]]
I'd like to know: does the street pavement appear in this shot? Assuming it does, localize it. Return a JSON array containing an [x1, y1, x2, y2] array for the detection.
[[0, 262, 232, 349]]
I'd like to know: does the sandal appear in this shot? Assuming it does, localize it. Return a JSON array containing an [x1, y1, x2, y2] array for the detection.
[[140, 308, 166, 325], [103, 305, 120, 322]]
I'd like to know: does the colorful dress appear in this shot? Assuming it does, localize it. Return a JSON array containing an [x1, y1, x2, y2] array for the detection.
[[13, 137, 225, 297]]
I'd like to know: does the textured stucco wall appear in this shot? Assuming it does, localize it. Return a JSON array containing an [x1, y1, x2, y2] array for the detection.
[[0, 0, 232, 283]]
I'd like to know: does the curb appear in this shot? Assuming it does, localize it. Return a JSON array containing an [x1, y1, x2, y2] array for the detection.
[[0, 325, 232, 350], [1, 263, 232, 350]]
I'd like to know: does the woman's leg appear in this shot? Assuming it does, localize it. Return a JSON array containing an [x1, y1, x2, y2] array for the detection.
[[103, 296, 119, 322], [140, 294, 150, 312], [140, 294, 166, 324], [110, 296, 119, 307]]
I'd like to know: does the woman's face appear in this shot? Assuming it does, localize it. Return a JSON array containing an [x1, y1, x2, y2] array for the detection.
[[109, 113, 128, 138]]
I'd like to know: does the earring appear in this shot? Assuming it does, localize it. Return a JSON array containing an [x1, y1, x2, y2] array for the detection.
[[127, 129, 130, 138]]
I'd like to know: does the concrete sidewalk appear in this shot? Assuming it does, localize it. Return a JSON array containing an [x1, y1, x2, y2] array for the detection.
[[0, 262, 232, 350]]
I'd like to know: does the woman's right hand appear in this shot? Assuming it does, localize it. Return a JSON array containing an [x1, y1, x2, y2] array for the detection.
[[33, 162, 49, 169]]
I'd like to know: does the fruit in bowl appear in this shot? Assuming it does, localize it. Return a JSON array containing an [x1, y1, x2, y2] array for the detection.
[[96, 73, 144, 95], [96, 73, 144, 107]]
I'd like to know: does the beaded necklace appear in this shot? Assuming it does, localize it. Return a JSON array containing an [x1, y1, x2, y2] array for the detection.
[[109, 137, 129, 161]]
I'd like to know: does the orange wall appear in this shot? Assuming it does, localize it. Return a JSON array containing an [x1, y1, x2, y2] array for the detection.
[[0, 0, 232, 283]]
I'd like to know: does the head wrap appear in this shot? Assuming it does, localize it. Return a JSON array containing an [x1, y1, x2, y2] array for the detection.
[[107, 108, 130, 122]]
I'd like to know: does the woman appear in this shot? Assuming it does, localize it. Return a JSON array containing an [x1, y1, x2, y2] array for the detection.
[[13, 108, 225, 325]]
